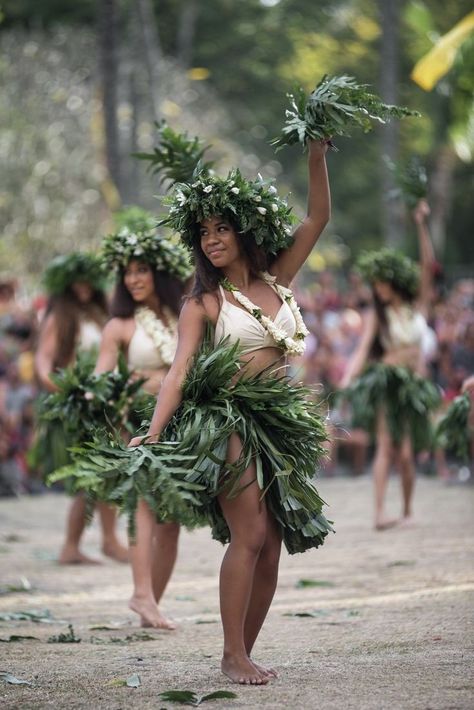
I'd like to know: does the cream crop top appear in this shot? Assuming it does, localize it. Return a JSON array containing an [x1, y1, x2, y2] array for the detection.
[[128, 320, 177, 370], [380, 305, 428, 350], [77, 319, 102, 352], [214, 284, 297, 355]]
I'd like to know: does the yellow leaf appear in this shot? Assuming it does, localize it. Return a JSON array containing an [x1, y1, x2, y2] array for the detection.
[[187, 67, 210, 81], [411, 11, 474, 91]]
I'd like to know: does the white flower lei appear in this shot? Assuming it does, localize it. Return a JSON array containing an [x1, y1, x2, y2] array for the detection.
[[135, 306, 178, 366], [221, 271, 309, 356]]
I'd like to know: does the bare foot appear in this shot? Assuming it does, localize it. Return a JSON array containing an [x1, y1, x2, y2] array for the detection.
[[398, 515, 415, 529], [221, 654, 269, 685], [374, 517, 399, 531], [58, 548, 102, 565], [102, 541, 129, 563], [252, 661, 278, 678], [129, 596, 176, 630]]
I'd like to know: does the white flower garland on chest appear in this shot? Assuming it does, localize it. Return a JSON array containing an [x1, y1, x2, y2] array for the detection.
[[221, 271, 309, 355], [135, 306, 178, 366]]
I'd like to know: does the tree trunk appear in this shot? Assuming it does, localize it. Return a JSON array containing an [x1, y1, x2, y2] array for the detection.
[[135, 0, 162, 123], [378, 0, 402, 247], [97, 0, 122, 198], [177, 0, 199, 69], [429, 144, 456, 256]]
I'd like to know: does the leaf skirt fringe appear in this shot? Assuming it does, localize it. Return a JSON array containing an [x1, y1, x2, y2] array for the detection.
[[340, 363, 441, 452], [435, 393, 472, 462], [51, 338, 333, 554]]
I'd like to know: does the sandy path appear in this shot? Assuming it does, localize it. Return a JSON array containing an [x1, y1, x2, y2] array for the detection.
[[0, 475, 473, 709]]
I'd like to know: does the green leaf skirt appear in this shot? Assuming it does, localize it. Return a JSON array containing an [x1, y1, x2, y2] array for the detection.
[[340, 363, 441, 452], [51, 338, 333, 555], [435, 393, 472, 462]]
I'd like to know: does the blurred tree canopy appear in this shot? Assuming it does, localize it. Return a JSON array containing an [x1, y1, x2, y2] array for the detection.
[[1, 0, 473, 287]]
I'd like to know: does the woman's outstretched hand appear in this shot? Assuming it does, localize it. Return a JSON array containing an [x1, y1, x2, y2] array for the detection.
[[413, 198, 430, 225], [128, 433, 159, 448], [308, 138, 331, 157]]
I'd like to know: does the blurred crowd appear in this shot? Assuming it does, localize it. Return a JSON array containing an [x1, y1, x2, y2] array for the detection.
[[1, 270, 473, 496]]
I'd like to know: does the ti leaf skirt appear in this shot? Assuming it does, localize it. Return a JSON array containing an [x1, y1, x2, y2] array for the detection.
[[52, 338, 333, 554]]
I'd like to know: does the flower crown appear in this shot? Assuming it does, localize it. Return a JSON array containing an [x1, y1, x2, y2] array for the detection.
[[161, 168, 296, 256], [101, 207, 193, 282], [43, 252, 106, 296], [356, 248, 420, 298]]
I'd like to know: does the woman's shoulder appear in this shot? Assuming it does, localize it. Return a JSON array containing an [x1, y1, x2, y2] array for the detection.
[[181, 292, 220, 324], [103, 316, 135, 341]]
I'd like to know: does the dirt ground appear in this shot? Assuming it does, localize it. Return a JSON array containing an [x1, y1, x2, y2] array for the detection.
[[0, 474, 473, 710]]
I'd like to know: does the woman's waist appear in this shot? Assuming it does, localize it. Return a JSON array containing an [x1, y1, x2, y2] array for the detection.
[[236, 348, 287, 379], [132, 367, 169, 395], [381, 344, 421, 370]]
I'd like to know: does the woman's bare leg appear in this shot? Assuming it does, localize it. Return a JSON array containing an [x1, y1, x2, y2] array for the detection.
[[244, 514, 282, 676], [140, 522, 180, 630], [128, 500, 174, 629], [58, 494, 100, 564], [373, 415, 397, 530], [397, 434, 416, 522], [97, 502, 129, 562], [218, 434, 270, 685]]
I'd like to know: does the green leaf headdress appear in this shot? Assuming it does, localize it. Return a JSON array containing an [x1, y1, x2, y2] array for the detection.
[[42, 252, 106, 296], [101, 206, 193, 282], [272, 74, 420, 150], [133, 120, 215, 186], [356, 248, 420, 299], [161, 168, 297, 256]]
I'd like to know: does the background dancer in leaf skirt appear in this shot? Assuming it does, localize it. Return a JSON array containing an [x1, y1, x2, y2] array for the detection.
[[93, 207, 192, 629], [124, 138, 332, 684], [35, 253, 128, 564], [340, 200, 440, 530]]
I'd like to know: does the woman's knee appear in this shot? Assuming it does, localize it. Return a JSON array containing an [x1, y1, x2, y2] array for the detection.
[[155, 521, 180, 543], [231, 518, 267, 555], [398, 445, 414, 468]]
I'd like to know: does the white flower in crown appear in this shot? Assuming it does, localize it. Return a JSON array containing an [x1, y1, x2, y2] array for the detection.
[[230, 187, 240, 194], [254, 195, 262, 202], [126, 235, 138, 246], [271, 203, 278, 212], [257, 207, 267, 215], [176, 190, 186, 205], [268, 186, 278, 195], [203, 185, 213, 193], [134, 247, 144, 256]]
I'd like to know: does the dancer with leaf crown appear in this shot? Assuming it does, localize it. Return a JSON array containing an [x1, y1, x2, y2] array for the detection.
[[125, 138, 333, 683], [92, 207, 193, 629], [340, 197, 440, 530], [35, 253, 128, 564]]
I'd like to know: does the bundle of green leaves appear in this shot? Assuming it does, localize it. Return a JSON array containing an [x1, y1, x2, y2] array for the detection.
[[39, 352, 151, 444], [162, 168, 296, 256], [272, 75, 420, 150], [387, 155, 428, 208], [133, 120, 215, 187]]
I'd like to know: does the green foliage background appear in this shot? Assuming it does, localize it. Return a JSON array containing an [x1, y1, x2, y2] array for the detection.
[[1, 0, 473, 286]]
